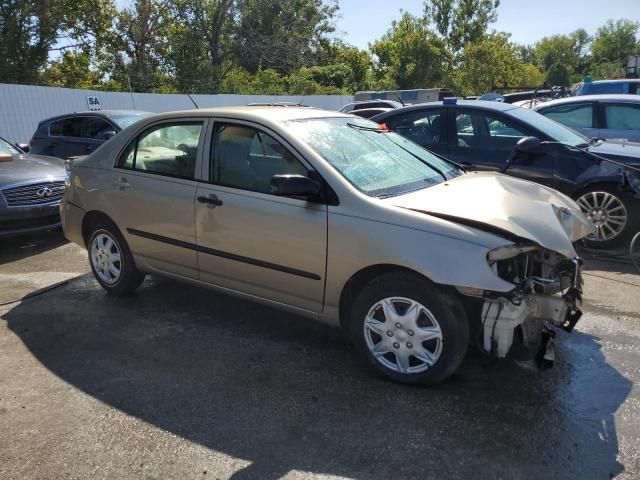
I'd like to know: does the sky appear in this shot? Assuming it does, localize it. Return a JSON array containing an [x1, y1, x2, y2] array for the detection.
[[336, 0, 640, 49]]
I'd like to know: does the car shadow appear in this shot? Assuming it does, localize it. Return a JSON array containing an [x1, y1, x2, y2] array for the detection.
[[1, 275, 632, 479], [0, 228, 67, 265]]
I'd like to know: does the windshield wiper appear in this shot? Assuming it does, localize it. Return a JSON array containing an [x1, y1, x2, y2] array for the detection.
[[346, 122, 386, 132]]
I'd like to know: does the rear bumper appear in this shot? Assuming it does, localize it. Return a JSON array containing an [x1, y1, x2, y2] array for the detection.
[[60, 201, 85, 247], [0, 202, 61, 238]]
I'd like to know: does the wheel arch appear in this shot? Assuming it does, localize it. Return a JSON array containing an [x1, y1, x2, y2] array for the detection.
[[571, 179, 622, 199], [81, 210, 118, 246], [339, 264, 448, 335]]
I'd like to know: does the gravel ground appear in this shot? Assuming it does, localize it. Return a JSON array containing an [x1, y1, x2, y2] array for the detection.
[[1, 229, 639, 480]]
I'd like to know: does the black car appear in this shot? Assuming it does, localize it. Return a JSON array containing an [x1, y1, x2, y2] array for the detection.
[[372, 99, 640, 247], [29, 110, 152, 160], [0, 136, 66, 237], [339, 100, 403, 113], [349, 107, 394, 119]]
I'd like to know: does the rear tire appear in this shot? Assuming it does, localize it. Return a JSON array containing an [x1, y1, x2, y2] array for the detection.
[[349, 272, 469, 385], [88, 221, 145, 295]]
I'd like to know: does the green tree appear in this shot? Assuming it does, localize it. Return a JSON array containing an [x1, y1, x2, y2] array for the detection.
[[424, 0, 500, 54], [220, 67, 253, 93], [169, 0, 236, 93], [519, 63, 545, 88], [591, 19, 639, 68], [102, 0, 175, 92], [235, 0, 338, 75], [545, 62, 570, 86], [42, 50, 103, 89], [319, 41, 372, 92], [0, 0, 115, 84], [533, 34, 578, 72], [370, 12, 449, 90], [453, 33, 524, 95]]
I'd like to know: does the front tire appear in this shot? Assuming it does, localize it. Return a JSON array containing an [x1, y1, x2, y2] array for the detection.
[[575, 186, 638, 249], [88, 221, 145, 295], [350, 272, 469, 385]]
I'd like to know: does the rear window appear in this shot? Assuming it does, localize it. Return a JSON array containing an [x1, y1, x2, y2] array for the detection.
[[49, 117, 113, 139]]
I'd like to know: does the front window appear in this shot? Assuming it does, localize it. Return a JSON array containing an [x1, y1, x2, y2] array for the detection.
[[287, 117, 460, 198], [454, 111, 528, 149], [508, 107, 588, 147], [0, 138, 21, 156], [211, 124, 308, 194]]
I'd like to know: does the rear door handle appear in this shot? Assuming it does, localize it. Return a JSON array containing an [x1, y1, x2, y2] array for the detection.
[[113, 177, 130, 190], [197, 194, 223, 207]]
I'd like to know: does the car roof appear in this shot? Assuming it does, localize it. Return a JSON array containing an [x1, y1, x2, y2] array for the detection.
[[38, 109, 152, 125], [587, 79, 640, 84], [139, 105, 352, 123], [371, 99, 518, 120], [535, 94, 640, 110]]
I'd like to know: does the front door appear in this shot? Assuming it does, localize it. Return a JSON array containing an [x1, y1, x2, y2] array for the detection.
[[195, 121, 327, 313], [107, 119, 206, 278], [602, 102, 640, 142]]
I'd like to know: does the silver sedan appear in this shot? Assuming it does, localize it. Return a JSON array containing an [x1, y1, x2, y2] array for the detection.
[[61, 106, 592, 384]]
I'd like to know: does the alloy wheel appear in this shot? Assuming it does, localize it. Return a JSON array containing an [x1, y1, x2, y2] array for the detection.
[[363, 297, 443, 374], [576, 191, 628, 242], [91, 232, 122, 285]]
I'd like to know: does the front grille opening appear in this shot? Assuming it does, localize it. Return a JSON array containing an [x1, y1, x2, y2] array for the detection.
[[2, 181, 65, 206]]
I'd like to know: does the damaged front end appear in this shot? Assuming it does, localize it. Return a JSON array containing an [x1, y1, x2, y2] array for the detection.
[[460, 243, 584, 368]]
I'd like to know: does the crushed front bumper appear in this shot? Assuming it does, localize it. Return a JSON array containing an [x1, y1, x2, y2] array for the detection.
[[475, 255, 584, 366]]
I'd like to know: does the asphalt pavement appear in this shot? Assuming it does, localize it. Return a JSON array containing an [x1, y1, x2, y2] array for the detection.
[[1, 229, 639, 480]]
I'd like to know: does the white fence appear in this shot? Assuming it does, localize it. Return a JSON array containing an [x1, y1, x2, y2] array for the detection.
[[0, 83, 354, 144]]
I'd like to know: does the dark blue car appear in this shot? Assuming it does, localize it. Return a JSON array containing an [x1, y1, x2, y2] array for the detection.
[[372, 99, 640, 248], [28, 110, 152, 160]]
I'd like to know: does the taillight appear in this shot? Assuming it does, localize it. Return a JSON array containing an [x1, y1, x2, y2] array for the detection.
[[64, 158, 73, 186]]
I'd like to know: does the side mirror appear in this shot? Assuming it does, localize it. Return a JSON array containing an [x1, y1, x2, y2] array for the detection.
[[271, 174, 321, 199], [102, 130, 117, 140], [515, 136, 542, 155], [17, 143, 30, 153]]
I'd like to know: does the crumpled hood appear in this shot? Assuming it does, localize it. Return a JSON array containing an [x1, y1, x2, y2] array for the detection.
[[388, 172, 593, 258], [0, 154, 65, 186]]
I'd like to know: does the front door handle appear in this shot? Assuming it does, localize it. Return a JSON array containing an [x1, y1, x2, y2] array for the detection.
[[113, 177, 130, 190], [197, 194, 223, 207]]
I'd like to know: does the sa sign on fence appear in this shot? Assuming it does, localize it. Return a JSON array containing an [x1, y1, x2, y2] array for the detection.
[[86, 96, 102, 111]]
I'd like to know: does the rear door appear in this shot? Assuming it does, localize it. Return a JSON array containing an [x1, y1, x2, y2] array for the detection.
[[107, 119, 206, 279], [602, 103, 640, 142], [383, 108, 448, 157], [194, 120, 327, 313]]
